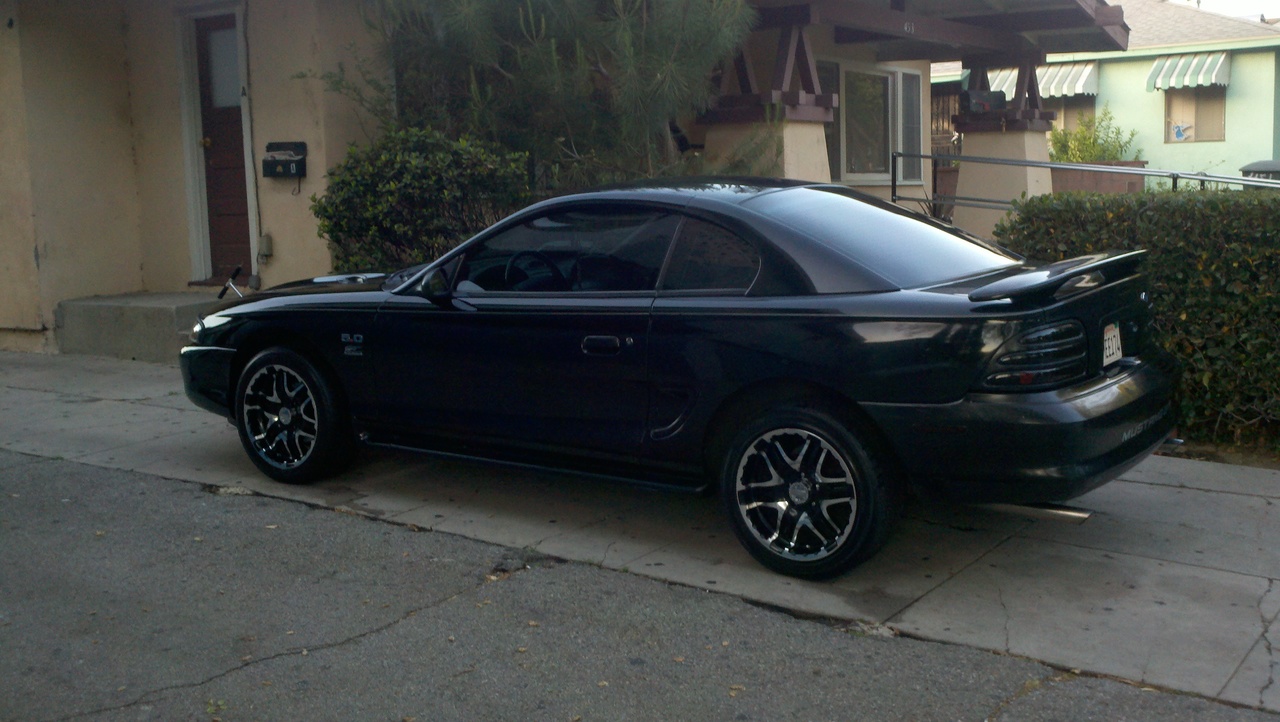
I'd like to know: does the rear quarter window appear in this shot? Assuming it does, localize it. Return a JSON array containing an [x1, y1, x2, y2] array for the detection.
[[660, 218, 760, 292], [744, 187, 1017, 288]]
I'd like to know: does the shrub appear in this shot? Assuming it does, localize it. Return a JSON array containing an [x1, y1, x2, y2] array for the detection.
[[1048, 105, 1141, 163], [312, 127, 529, 272], [993, 191, 1280, 448]]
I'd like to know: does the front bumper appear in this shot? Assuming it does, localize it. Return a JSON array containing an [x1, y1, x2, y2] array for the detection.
[[864, 357, 1178, 504], [179, 345, 237, 418]]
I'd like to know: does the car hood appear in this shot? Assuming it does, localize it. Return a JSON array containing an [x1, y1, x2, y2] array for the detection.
[[206, 272, 390, 314], [269, 272, 388, 291]]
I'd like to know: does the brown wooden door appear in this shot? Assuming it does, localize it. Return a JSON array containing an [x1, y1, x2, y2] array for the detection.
[[196, 15, 250, 281]]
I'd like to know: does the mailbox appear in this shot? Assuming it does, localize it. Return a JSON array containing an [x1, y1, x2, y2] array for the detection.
[[960, 90, 1006, 114], [263, 141, 307, 178], [1241, 160, 1280, 181]]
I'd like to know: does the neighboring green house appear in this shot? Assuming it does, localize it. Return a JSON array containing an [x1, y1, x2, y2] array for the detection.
[[934, 0, 1280, 177]]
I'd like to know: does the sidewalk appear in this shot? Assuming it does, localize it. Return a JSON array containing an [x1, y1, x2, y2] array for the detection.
[[2, 350, 1277, 712]]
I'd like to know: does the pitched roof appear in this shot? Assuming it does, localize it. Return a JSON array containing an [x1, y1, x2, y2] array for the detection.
[[1117, 0, 1280, 47]]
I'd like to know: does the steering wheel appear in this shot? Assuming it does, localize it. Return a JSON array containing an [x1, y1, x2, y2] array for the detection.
[[503, 250, 568, 290]]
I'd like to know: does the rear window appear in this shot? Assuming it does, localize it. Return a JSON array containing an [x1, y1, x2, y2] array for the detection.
[[745, 187, 1017, 288]]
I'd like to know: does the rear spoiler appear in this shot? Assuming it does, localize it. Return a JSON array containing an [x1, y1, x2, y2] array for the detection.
[[968, 250, 1146, 303]]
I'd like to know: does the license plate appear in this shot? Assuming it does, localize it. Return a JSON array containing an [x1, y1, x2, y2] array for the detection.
[[1103, 323, 1123, 366]]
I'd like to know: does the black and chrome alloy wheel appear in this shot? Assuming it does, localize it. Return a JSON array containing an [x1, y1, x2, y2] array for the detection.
[[733, 427, 857, 562], [242, 363, 318, 469], [720, 405, 897, 579], [235, 347, 353, 484]]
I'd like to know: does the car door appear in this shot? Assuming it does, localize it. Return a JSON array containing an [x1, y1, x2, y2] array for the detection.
[[645, 214, 775, 471], [374, 205, 678, 460]]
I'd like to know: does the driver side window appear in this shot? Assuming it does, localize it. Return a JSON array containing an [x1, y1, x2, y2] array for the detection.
[[456, 207, 677, 293]]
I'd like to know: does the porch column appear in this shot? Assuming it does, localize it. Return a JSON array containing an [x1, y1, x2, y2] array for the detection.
[[950, 60, 1054, 238], [702, 122, 830, 182], [699, 25, 835, 182]]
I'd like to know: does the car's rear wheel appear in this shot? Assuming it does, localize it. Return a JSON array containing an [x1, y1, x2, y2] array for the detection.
[[235, 347, 353, 484], [720, 406, 897, 579]]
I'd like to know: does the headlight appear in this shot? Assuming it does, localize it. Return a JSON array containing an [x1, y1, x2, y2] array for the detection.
[[191, 314, 233, 341]]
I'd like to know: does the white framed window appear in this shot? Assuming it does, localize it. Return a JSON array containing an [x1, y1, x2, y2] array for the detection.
[[1165, 86, 1225, 143], [1047, 96, 1097, 132], [818, 61, 923, 184]]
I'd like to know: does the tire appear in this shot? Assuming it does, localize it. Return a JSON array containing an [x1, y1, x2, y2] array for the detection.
[[234, 347, 354, 484], [720, 405, 898, 579]]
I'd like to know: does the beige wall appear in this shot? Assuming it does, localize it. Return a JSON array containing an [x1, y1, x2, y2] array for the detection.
[[123, 0, 383, 290], [247, 0, 384, 287], [1, 0, 146, 353], [0, 0, 41, 341], [0, 0, 384, 351], [125, 0, 198, 292], [951, 130, 1053, 239]]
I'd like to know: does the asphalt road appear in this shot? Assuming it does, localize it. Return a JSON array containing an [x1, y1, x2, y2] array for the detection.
[[1, 448, 1274, 722]]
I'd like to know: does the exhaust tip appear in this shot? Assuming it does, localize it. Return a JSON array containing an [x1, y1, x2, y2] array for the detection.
[[981, 502, 1093, 524]]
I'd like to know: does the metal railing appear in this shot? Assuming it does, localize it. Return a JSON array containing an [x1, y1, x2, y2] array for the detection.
[[891, 151, 1280, 217]]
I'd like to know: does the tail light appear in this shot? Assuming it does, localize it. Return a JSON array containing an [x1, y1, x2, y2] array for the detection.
[[981, 321, 1088, 391]]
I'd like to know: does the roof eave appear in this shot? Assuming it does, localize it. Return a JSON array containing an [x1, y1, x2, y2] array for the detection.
[[1048, 35, 1280, 62]]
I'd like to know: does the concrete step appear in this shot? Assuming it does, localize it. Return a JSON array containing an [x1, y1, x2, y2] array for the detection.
[[55, 292, 220, 364]]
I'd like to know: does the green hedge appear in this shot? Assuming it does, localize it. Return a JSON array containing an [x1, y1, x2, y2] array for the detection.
[[993, 191, 1280, 448], [312, 128, 529, 272]]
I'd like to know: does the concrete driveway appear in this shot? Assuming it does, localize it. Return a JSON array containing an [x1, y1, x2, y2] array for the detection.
[[2, 350, 1277, 712]]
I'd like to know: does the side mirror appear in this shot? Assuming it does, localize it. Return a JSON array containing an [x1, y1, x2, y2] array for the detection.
[[420, 267, 453, 306]]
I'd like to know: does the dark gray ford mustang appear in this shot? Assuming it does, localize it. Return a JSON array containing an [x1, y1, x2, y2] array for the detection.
[[182, 178, 1178, 578]]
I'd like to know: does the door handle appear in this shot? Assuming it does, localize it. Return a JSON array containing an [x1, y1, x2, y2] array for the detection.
[[581, 335, 622, 355]]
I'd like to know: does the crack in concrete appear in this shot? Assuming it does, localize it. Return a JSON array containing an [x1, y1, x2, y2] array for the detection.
[[983, 669, 1078, 721], [1123, 478, 1280, 502], [996, 584, 1012, 653], [1222, 577, 1280, 704], [882, 530, 1020, 624], [600, 539, 618, 566], [1258, 578, 1277, 707], [44, 566, 532, 722], [4, 423, 217, 465], [1019, 535, 1269, 581]]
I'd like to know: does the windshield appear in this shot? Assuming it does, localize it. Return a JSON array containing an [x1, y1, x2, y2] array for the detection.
[[745, 187, 1018, 288]]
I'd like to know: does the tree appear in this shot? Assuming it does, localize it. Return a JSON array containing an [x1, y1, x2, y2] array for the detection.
[[1048, 105, 1141, 163], [376, 0, 756, 187]]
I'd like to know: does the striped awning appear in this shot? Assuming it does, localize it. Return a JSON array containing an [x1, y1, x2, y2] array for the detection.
[[987, 62, 1098, 98], [1146, 52, 1230, 91]]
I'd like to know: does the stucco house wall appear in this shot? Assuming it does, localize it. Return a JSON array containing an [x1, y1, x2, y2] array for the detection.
[[248, 0, 382, 286], [0, 0, 382, 352], [0, 0, 41, 345], [1095, 47, 1278, 177], [1, 0, 146, 351]]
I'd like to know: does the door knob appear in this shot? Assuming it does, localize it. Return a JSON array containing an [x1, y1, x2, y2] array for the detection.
[[201, 137, 212, 149]]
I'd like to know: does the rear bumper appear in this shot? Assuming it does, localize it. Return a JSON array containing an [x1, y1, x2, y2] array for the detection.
[[179, 345, 236, 419], [863, 357, 1178, 504]]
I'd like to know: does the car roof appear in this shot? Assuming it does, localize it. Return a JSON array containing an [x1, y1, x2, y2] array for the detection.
[[549, 177, 815, 207]]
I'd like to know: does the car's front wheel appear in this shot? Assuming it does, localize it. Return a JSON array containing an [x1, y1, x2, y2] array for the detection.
[[720, 406, 898, 579], [235, 347, 353, 484]]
